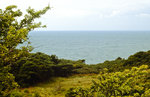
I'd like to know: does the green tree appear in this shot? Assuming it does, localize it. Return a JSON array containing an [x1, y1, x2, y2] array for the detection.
[[0, 5, 50, 96], [0, 5, 50, 66]]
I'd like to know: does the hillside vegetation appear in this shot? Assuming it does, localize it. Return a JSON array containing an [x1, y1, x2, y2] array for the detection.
[[5, 50, 150, 97]]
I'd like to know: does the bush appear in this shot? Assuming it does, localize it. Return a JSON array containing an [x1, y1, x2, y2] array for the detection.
[[96, 57, 126, 72], [10, 52, 55, 87], [73, 65, 99, 74], [9, 90, 24, 97], [124, 50, 150, 67], [52, 64, 74, 77], [66, 65, 150, 97], [0, 66, 19, 97], [10, 52, 85, 87], [65, 87, 94, 97]]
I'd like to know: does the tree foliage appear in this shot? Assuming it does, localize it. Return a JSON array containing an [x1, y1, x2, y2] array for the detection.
[[11, 52, 55, 87], [0, 5, 50, 96], [0, 5, 50, 66], [9, 52, 85, 87]]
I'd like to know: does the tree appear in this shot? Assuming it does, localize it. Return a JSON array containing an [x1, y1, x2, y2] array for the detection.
[[0, 5, 50, 96], [0, 5, 50, 66]]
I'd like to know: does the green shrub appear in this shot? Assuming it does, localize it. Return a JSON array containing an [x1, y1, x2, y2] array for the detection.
[[24, 89, 29, 93], [65, 87, 94, 97], [9, 90, 24, 97], [0, 66, 19, 97], [32, 91, 41, 97], [66, 65, 150, 97], [52, 64, 74, 77], [10, 52, 85, 87], [10, 52, 55, 87], [96, 57, 126, 72], [73, 65, 99, 74], [124, 50, 150, 67]]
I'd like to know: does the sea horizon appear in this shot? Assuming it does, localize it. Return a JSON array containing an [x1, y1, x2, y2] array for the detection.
[[28, 31, 150, 64]]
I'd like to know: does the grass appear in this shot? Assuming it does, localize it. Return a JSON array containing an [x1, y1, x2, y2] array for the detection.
[[20, 74, 98, 97]]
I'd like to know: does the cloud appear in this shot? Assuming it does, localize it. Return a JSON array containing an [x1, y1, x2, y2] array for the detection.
[[1, 0, 150, 30], [50, 8, 93, 18], [0, 0, 50, 10], [136, 13, 150, 17]]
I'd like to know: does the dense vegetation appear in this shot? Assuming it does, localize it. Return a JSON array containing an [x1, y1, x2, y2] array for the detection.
[[9, 50, 150, 87], [2, 48, 150, 97], [0, 5, 50, 96], [124, 50, 150, 66], [0, 5, 150, 97], [66, 65, 150, 97], [10, 52, 85, 87]]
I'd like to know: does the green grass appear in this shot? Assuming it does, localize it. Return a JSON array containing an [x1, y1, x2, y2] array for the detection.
[[20, 74, 98, 97]]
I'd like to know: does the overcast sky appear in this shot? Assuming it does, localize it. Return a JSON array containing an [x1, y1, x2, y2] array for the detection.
[[1, 0, 150, 31]]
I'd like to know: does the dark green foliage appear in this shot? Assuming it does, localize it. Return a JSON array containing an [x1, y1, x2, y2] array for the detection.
[[52, 58, 86, 77], [84, 50, 150, 74], [95, 50, 150, 73], [10, 52, 86, 87], [58, 59, 85, 66], [54, 59, 87, 75], [52, 65, 74, 77], [58, 59, 99, 74], [10, 52, 55, 87], [96, 57, 126, 72], [124, 50, 150, 66], [73, 65, 99, 74], [50, 55, 60, 64]]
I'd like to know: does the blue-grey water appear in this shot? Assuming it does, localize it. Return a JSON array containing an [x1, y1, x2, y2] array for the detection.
[[28, 31, 150, 64]]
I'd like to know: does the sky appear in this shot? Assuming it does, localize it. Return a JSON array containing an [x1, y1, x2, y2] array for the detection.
[[1, 0, 150, 31]]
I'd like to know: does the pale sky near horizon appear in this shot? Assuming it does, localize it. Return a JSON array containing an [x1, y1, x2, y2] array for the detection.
[[1, 0, 150, 31]]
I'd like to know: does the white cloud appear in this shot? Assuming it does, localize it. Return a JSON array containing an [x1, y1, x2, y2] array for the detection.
[[1, 0, 150, 18], [1, 0, 150, 30], [50, 8, 93, 18], [136, 13, 150, 17], [0, 0, 50, 11]]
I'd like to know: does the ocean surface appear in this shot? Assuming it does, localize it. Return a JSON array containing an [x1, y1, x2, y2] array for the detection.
[[28, 31, 150, 64]]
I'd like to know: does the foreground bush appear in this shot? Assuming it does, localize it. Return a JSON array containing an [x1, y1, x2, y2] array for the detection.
[[0, 66, 18, 97], [66, 65, 150, 97]]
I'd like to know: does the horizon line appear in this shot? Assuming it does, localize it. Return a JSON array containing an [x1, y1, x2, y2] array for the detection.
[[33, 30, 150, 32]]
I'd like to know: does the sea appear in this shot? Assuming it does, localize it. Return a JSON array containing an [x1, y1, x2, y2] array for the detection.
[[28, 31, 150, 64]]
